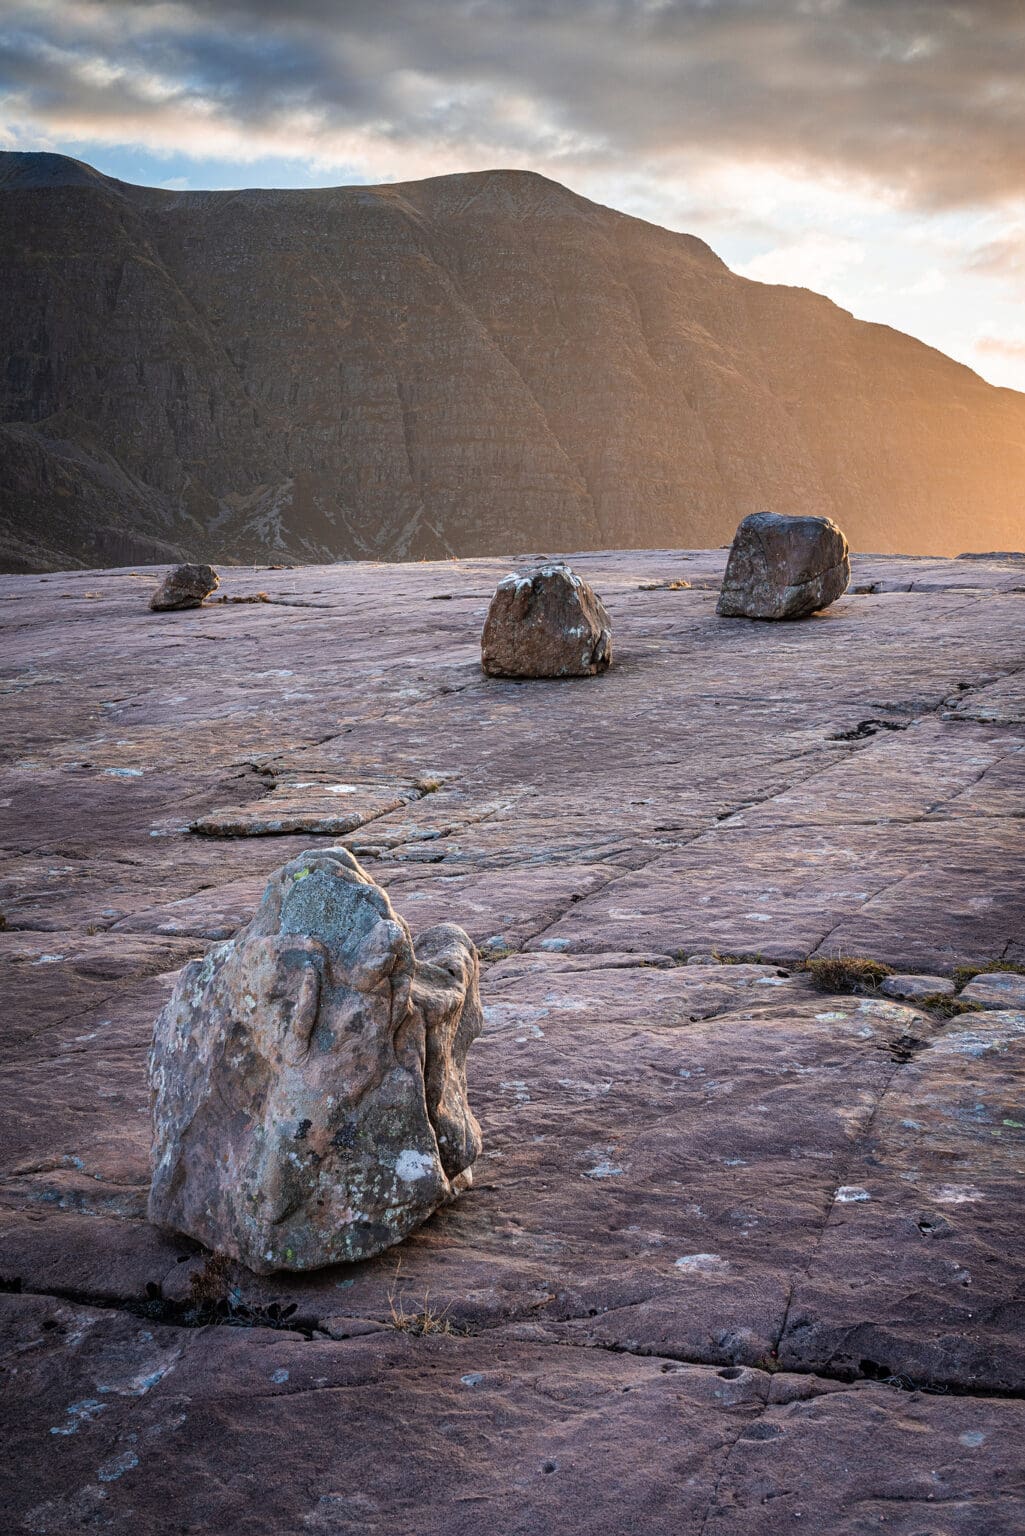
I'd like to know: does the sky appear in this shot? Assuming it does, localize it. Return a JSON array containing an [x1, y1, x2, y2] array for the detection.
[[2, 0, 1025, 390]]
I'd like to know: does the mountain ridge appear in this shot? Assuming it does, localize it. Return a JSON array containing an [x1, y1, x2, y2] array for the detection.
[[1, 151, 1022, 571]]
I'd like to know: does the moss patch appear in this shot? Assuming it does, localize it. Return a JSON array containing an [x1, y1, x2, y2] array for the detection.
[[952, 960, 1025, 988]]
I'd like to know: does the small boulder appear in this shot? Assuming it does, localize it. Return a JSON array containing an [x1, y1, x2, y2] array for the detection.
[[482, 561, 612, 678], [717, 512, 850, 620], [958, 971, 1025, 1011], [148, 847, 483, 1273], [880, 974, 955, 1002], [149, 563, 220, 611]]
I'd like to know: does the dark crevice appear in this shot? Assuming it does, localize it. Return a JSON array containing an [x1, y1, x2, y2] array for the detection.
[[827, 718, 911, 742], [5, 1273, 1025, 1402], [0, 1274, 318, 1338], [508, 1328, 1025, 1402], [881, 1032, 929, 1065]]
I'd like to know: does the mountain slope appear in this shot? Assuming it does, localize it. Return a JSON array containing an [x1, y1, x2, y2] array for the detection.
[[1, 151, 1023, 569]]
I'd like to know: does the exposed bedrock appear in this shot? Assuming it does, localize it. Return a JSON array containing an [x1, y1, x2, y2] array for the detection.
[[717, 511, 851, 620], [3, 549, 1025, 1535], [481, 561, 612, 678], [147, 847, 483, 1273]]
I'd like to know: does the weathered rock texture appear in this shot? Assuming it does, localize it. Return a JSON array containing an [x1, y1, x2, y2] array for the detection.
[[481, 562, 612, 677], [717, 511, 851, 620], [2, 548, 1025, 1532], [148, 562, 219, 611], [880, 972, 955, 1001], [959, 970, 1025, 1010], [4, 151, 1025, 572], [148, 847, 482, 1272]]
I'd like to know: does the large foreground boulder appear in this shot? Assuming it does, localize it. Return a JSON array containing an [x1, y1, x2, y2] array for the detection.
[[148, 848, 483, 1273], [149, 563, 219, 611], [717, 512, 850, 620], [482, 561, 612, 677]]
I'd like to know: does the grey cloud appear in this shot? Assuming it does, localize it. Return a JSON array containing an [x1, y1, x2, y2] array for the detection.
[[1, 0, 1023, 205]]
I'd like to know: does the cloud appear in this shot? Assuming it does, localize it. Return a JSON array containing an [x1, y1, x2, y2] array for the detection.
[[1, 0, 1023, 207], [975, 335, 1025, 359], [901, 267, 946, 296], [735, 231, 865, 293], [965, 231, 1025, 283]]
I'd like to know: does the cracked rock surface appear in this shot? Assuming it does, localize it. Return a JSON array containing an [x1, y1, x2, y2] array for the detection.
[[1, 546, 1024, 1532]]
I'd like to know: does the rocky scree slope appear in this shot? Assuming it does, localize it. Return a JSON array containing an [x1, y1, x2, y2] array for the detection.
[[3, 151, 1025, 572]]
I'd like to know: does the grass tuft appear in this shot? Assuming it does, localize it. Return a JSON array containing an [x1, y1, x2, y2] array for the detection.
[[920, 994, 986, 1020], [388, 1290, 465, 1337], [952, 960, 1025, 988], [805, 955, 893, 994], [188, 1251, 234, 1305]]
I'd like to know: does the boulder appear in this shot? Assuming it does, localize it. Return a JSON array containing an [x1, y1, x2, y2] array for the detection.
[[959, 971, 1025, 1010], [717, 512, 850, 620], [149, 563, 219, 611], [148, 847, 483, 1273], [880, 974, 955, 1002], [482, 561, 612, 677]]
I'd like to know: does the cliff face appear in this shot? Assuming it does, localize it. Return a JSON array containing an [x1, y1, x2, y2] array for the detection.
[[2, 152, 1023, 570]]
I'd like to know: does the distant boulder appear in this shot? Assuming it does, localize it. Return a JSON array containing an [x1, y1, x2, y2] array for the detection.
[[148, 847, 483, 1273], [482, 561, 612, 678], [717, 512, 850, 620], [149, 563, 220, 611]]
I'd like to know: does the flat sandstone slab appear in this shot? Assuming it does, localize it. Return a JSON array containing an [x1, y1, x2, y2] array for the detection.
[[0, 549, 1023, 1529], [3, 1292, 1025, 1536]]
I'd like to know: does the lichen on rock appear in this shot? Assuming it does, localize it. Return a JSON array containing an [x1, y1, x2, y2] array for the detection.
[[147, 847, 483, 1273], [481, 561, 612, 677]]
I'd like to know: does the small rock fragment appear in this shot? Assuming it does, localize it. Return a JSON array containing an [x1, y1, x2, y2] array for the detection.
[[148, 847, 483, 1273], [880, 974, 956, 1002], [959, 972, 1025, 1011], [717, 511, 850, 620], [482, 561, 612, 678], [149, 564, 220, 611]]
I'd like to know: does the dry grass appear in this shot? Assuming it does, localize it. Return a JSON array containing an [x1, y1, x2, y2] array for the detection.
[[921, 994, 986, 1020], [952, 960, 1025, 988], [805, 955, 894, 995], [189, 1251, 234, 1306], [388, 1289, 465, 1337]]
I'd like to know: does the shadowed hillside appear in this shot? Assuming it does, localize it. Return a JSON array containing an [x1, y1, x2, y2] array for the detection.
[[2, 151, 1023, 570]]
